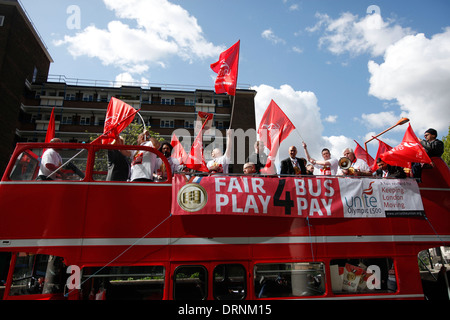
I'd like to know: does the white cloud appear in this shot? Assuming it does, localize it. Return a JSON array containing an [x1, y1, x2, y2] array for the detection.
[[324, 115, 338, 123], [54, 0, 223, 74], [368, 28, 450, 136], [113, 72, 150, 87], [251, 84, 353, 167], [360, 111, 399, 129], [261, 29, 286, 45], [310, 12, 413, 57], [292, 46, 303, 54]]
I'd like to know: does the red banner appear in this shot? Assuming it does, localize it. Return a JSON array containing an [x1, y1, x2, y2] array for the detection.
[[172, 175, 424, 218]]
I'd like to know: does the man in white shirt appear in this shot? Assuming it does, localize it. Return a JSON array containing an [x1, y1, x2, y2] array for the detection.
[[302, 142, 339, 175], [130, 132, 161, 182], [337, 148, 371, 176], [37, 138, 63, 180]]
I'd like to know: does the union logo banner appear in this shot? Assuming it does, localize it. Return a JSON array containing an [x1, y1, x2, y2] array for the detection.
[[171, 174, 425, 218]]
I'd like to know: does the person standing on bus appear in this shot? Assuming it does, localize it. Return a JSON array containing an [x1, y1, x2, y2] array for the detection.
[[37, 138, 63, 180], [302, 142, 338, 175], [207, 129, 233, 174], [106, 136, 131, 181], [130, 131, 160, 182]]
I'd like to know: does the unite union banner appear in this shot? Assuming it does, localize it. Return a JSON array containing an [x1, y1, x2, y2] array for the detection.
[[171, 175, 425, 218]]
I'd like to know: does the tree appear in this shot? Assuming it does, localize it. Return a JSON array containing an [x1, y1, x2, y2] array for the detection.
[[89, 121, 164, 176], [442, 125, 450, 166]]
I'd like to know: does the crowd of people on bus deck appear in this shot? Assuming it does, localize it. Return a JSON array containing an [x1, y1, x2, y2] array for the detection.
[[37, 127, 444, 182]]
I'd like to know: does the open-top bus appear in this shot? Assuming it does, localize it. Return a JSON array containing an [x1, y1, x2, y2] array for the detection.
[[0, 141, 449, 301]]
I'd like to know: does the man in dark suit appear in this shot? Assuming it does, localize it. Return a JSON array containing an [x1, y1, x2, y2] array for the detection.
[[280, 146, 307, 175], [375, 158, 406, 178]]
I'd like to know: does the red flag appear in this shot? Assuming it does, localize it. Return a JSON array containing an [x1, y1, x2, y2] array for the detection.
[[170, 134, 188, 165], [257, 100, 295, 174], [371, 137, 392, 171], [354, 140, 374, 170], [211, 40, 240, 96], [45, 107, 55, 143], [185, 112, 214, 172], [101, 97, 139, 144], [380, 124, 432, 167]]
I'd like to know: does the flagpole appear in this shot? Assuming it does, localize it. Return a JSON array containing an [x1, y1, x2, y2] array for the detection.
[[295, 128, 305, 142], [136, 111, 147, 132], [228, 95, 236, 129]]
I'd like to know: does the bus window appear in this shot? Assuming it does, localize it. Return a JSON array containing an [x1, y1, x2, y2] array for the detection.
[[93, 148, 133, 182], [330, 258, 396, 294], [9, 253, 67, 296], [418, 246, 450, 300], [9, 150, 39, 181], [173, 265, 207, 300], [80, 266, 165, 300], [9, 147, 87, 181], [0, 252, 12, 299], [254, 262, 325, 299], [213, 264, 246, 300]]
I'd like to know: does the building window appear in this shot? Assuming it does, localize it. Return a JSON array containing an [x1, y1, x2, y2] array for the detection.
[[62, 116, 72, 124], [65, 93, 76, 101], [80, 117, 90, 125], [161, 98, 175, 105], [160, 120, 174, 128], [82, 94, 94, 102], [184, 121, 194, 129], [185, 98, 195, 106], [32, 67, 38, 82]]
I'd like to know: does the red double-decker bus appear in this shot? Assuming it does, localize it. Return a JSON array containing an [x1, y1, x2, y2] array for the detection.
[[0, 142, 449, 301]]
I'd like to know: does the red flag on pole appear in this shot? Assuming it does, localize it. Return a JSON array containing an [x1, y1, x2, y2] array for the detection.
[[257, 100, 295, 174], [354, 140, 374, 170], [371, 137, 392, 171], [185, 112, 214, 172], [211, 40, 240, 96], [45, 107, 55, 143], [170, 134, 188, 165], [380, 124, 432, 167], [101, 97, 139, 144]]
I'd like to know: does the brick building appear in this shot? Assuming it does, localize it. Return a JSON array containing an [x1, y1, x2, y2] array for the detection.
[[0, 0, 52, 175]]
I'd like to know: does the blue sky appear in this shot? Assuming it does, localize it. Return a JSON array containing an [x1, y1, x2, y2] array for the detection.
[[20, 0, 450, 162]]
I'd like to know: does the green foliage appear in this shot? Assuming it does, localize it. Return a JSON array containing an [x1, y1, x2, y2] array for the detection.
[[442, 125, 450, 166], [88, 120, 164, 176], [88, 121, 163, 146]]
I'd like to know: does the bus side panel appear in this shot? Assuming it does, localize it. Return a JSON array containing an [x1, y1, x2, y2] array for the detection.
[[0, 184, 88, 240]]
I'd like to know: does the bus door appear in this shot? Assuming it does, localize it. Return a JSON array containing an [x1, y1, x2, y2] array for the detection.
[[169, 261, 250, 300]]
